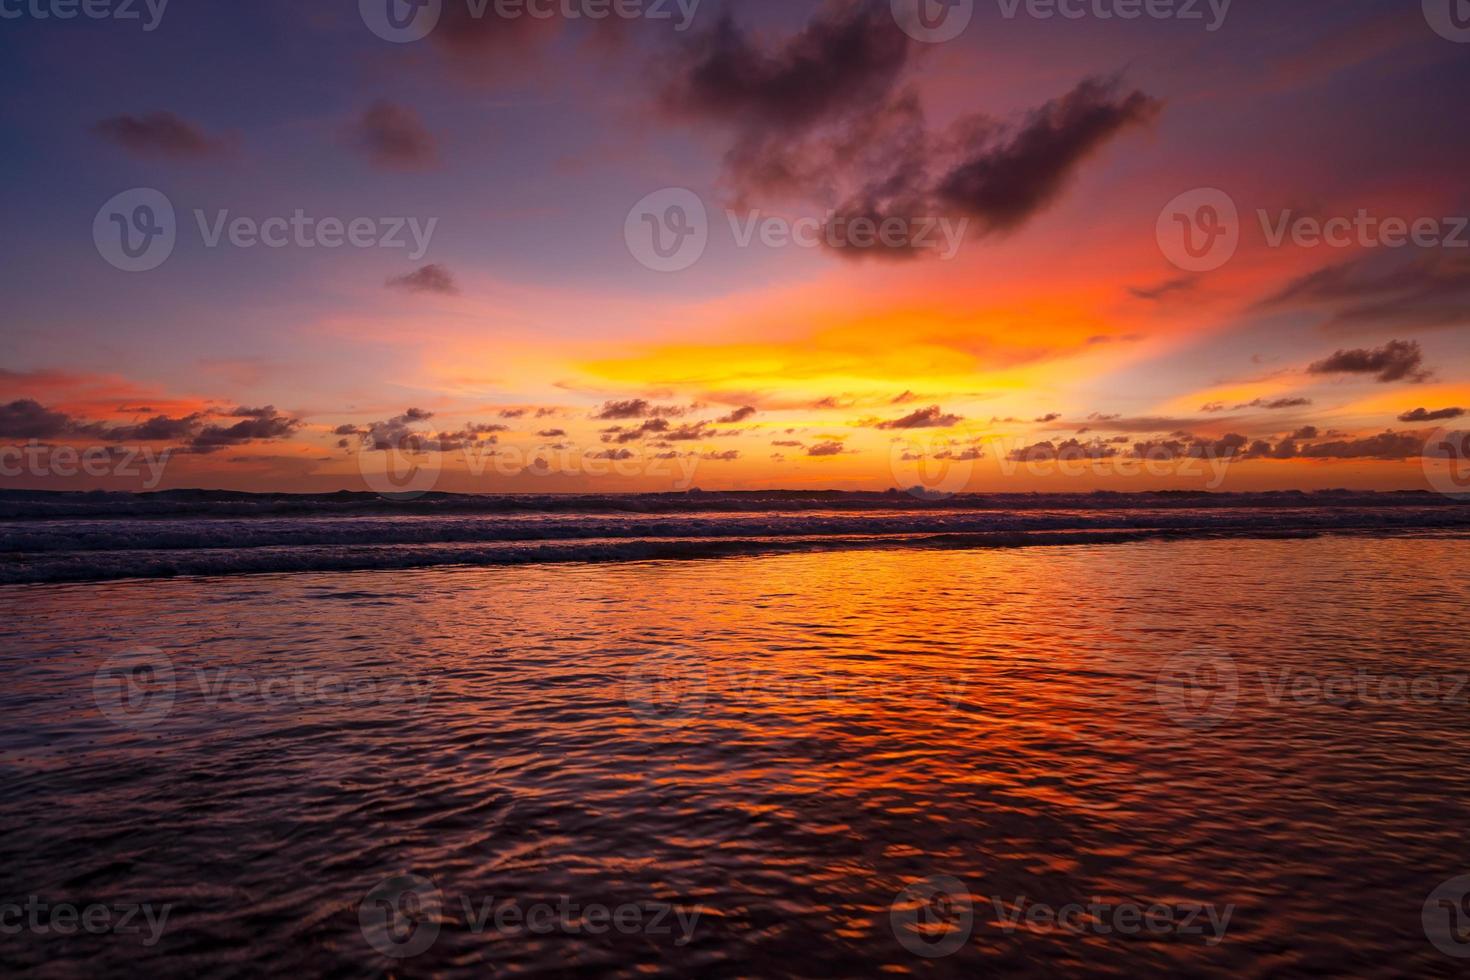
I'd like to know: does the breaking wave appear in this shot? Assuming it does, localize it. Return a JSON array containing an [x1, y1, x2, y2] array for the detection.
[[2, 489, 1466, 584]]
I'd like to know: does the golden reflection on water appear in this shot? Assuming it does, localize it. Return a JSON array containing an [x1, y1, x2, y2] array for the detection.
[[1, 535, 1468, 976]]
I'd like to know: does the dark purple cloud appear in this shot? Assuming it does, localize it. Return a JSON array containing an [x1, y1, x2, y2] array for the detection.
[[603, 418, 671, 444], [92, 111, 224, 158], [1398, 406, 1465, 423], [873, 405, 963, 429], [352, 101, 438, 171], [0, 400, 303, 453], [1248, 397, 1310, 410], [1296, 430, 1425, 460], [1008, 439, 1119, 462], [1126, 434, 1249, 461], [387, 264, 458, 295], [591, 399, 689, 420], [663, 3, 910, 136], [1047, 415, 1213, 434], [431, 0, 564, 66], [1308, 340, 1430, 383], [663, 6, 1157, 257], [105, 413, 206, 442], [1261, 252, 1470, 331], [356, 408, 437, 452], [0, 399, 76, 439], [934, 77, 1162, 234], [664, 422, 717, 441], [1129, 276, 1197, 301], [826, 77, 1159, 258], [188, 407, 300, 453]]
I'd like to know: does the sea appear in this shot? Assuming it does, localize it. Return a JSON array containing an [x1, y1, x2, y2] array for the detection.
[[1, 490, 1468, 976]]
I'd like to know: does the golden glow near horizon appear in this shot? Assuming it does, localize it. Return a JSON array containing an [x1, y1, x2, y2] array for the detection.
[[3, 2, 1468, 494]]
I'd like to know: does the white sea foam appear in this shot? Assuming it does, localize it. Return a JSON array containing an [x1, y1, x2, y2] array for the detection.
[[2, 491, 1466, 584]]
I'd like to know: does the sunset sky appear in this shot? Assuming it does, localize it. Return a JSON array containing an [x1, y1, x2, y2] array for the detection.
[[3, 0, 1469, 492]]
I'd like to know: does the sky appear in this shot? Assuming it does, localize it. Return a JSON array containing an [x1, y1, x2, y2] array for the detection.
[[2, 0, 1469, 494]]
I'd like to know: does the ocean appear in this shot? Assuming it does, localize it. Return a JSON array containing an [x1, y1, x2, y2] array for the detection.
[[2, 491, 1468, 976], [2, 488, 1468, 584]]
